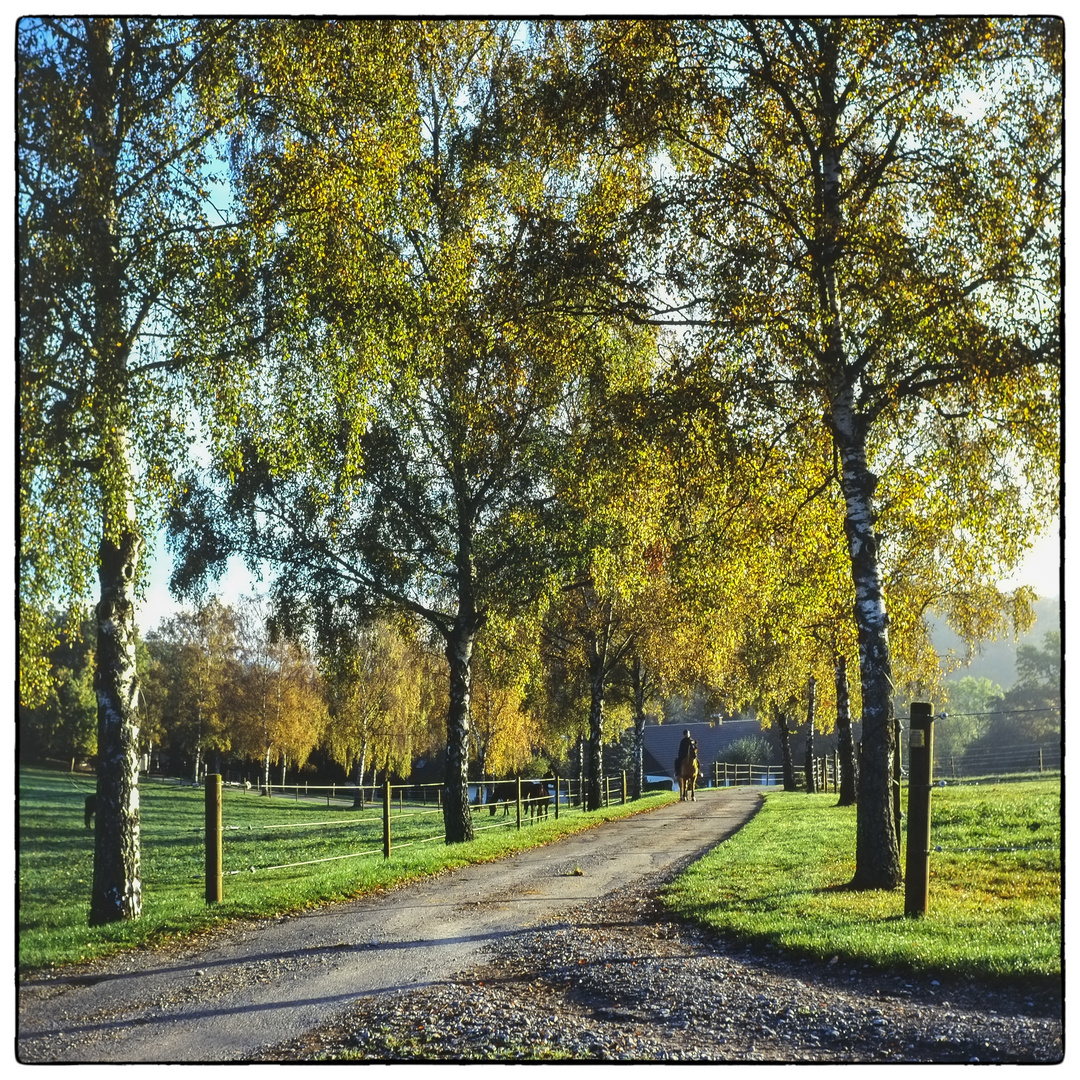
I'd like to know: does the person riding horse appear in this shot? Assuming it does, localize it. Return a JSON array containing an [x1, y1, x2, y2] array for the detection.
[[675, 730, 699, 801], [676, 730, 696, 774]]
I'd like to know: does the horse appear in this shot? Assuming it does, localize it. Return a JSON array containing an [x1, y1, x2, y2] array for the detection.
[[675, 747, 699, 802], [84, 793, 97, 829], [488, 781, 517, 816], [524, 782, 551, 820]]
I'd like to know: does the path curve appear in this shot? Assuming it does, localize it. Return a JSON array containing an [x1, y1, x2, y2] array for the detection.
[[18, 788, 761, 1063]]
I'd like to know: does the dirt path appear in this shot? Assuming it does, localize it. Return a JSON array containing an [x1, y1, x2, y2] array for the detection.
[[18, 788, 761, 1063]]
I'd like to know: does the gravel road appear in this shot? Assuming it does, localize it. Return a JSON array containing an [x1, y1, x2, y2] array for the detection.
[[18, 788, 758, 1063], [17, 788, 1062, 1064]]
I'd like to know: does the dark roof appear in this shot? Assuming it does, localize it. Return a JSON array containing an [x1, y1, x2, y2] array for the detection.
[[641, 744, 669, 777]]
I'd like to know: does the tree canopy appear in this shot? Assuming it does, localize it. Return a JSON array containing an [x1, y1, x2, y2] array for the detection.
[[169, 20, 667, 843], [18, 16, 248, 922], [605, 15, 1061, 887], [21, 16, 1060, 885]]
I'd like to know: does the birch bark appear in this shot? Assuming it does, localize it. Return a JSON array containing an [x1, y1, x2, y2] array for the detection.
[[835, 655, 858, 807], [585, 631, 607, 811], [443, 617, 479, 842], [87, 20, 143, 924]]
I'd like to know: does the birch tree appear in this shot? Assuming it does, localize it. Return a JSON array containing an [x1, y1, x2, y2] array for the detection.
[[321, 617, 428, 802], [171, 20, 651, 843], [147, 597, 238, 781], [230, 595, 328, 792], [18, 17, 246, 921], [632, 16, 1060, 887]]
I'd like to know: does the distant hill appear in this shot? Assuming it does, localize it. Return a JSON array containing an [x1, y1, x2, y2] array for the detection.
[[931, 595, 1060, 691]]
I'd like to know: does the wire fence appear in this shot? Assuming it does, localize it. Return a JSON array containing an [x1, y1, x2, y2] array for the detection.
[[190, 741, 1060, 898], [212, 771, 645, 880], [703, 740, 1061, 793], [935, 741, 1061, 780]]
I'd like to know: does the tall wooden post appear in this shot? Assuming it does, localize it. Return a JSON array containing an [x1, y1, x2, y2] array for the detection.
[[905, 703, 935, 916], [205, 773, 222, 904], [893, 716, 904, 846]]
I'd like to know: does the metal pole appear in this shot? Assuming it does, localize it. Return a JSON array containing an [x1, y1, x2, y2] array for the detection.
[[905, 703, 935, 917], [205, 773, 222, 904], [516, 776, 522, 830]]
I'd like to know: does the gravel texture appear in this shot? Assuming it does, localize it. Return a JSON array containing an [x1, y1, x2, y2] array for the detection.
[[255, 882, 1063, 1064]]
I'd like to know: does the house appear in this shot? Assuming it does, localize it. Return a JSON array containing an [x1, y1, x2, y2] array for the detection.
[[642, 719, 771, 782], [642, 717, 864, 787]]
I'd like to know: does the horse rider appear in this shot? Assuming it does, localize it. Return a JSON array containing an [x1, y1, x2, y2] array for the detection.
[[676, 729, 696, 772]]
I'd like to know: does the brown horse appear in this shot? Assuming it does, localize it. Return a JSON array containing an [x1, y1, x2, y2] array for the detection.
[[676, 746, 699, 802], [487, 781, 517, 816], [524, 782, 551, 820]]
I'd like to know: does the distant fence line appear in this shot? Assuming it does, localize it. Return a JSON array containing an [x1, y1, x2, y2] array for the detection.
[[935, 741, 1060, 780], [200, 737, 1060, 810], [239, 771, 634, 809], [704, 741, 1061, 792]]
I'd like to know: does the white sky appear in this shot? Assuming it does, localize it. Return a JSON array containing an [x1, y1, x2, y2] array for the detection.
[[137, 515, 1063, 634]]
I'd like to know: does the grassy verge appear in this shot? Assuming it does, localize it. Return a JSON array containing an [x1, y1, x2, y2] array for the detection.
[[18, 768, 677, 972], [661, 778, 1061, 981]]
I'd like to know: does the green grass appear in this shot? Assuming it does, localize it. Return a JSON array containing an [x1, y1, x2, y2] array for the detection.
[[20, 771, 1062, 986], [17, 768, 676, 972], [661, 778, 1061, 982]]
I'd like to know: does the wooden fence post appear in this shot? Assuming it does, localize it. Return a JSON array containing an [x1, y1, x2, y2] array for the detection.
[[205, 773, 222, 904], [383, 778, 391, 859], [905, 703, 935, 917], [893, 718, 903, 845]]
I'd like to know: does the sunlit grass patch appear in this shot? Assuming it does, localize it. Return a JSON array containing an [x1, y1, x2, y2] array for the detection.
[[662, 781, 1061, 980]]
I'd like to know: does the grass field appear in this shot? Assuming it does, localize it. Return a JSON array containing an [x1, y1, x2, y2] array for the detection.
[[17, 768, 675, 971], [661, 778, 1061, 981], [19, 770, 1061, 984]]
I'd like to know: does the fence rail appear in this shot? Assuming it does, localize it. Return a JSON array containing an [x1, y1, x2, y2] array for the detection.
[[209, 771, 642, 895], [204, 744, 1059, 901], [245, 772, 639, 813], [705, 741, 1061, 792]]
